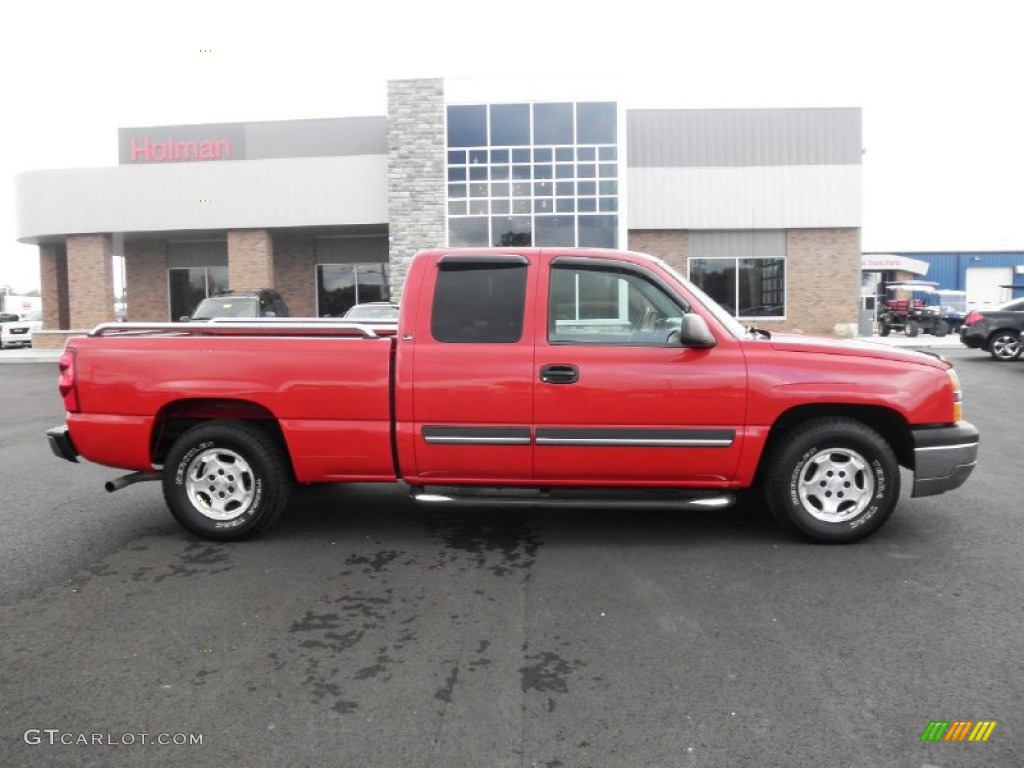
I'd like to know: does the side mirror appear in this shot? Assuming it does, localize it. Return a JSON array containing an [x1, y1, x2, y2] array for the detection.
[[670, 314, 717, 349], [178, 315, 191, 322], [263, 311, 277, 318]]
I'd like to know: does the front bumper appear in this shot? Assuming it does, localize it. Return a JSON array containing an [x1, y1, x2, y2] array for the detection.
[[911, 422, 979, 497], [47, 426, 79, 463]]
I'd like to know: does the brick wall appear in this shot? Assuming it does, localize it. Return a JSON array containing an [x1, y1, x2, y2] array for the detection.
[[387, 78, 446, 303], [66, 234, 114, 328], [628, 231, 688, 273], [785, 228, 861, 335], [629, 228, 860, 335], [273, 234, 317, 317], [228, 229, 274, 290], [125, 240, 168, 321], [38, 244, 68, 330]]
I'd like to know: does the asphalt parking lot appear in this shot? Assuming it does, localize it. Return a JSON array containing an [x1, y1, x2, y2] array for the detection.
[[0, 347, 1021, 768]]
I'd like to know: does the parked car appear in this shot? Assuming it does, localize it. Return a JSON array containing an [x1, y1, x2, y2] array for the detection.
[[958, 297, 1024, 361], [183, 289, 289, 321], [936, 290, 968, 332], [342, 302, 400, 321], [0, 310, 43, 348]]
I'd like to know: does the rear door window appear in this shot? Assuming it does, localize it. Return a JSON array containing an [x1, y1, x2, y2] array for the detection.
[[431, 258, 528, 343]]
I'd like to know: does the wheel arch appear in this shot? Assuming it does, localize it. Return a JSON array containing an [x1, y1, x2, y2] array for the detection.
[[150, 399, 289, 472], [758, 404, 914, 479]]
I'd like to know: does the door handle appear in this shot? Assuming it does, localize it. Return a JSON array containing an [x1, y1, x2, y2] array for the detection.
[[540, 364, 579, 384]]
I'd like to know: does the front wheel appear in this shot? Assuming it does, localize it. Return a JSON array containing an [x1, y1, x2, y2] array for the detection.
[[764, 418, 900, 543], [162, 420, 292, 540], [904, 320, 920, 337], [933, 320, 948, 337]]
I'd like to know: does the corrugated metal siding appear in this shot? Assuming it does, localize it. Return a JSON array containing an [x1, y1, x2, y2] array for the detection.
[[871, 251, 1024, 291], [246, 117, 387, 160], [627, 165, 862, 229], [628, 108, 862, 168], [689, 231, 786, 259], [16, 155, 389, 242]]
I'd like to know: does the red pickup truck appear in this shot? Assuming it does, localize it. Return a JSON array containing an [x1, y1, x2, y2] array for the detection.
[[47, 247, 978, 544]]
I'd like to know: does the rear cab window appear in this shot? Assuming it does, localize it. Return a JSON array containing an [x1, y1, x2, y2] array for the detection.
[[431, 256, 528, 343]]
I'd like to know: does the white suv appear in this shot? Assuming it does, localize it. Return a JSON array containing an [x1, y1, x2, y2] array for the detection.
[[0, 311, 43, 349]]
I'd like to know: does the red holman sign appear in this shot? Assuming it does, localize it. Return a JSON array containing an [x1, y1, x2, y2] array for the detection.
[[119, 123, 245, 165], [129, 137, 232, 162]]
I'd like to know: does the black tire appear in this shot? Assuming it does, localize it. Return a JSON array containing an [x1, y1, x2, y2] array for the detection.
[[161, 420, 291, 540], [933, 320, 948, 337], [878, 319, 890, 337], [904, 320, 920, 337], [988, 331, 1021, 361], [764, 418, 900, 544]]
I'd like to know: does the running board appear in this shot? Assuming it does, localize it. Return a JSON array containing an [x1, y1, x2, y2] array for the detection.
[[411, 487, 735, 511]]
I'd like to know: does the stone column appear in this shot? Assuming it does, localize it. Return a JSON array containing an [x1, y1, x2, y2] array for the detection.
[[228, 229, 274, 291], [67, 234, 114, 328], [387, 78, 447, 303]]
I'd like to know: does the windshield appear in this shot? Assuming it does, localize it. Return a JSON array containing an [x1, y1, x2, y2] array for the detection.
[[936, 292, 967, 311], [656, 258, 748, 339], [191, 297, 259, 320]]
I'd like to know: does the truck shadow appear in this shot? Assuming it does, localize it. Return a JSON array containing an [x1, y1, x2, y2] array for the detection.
[[271, 483, 790, 549]]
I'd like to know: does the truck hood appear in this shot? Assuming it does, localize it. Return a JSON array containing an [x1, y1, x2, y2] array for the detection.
[[760, 332, 949, 368]]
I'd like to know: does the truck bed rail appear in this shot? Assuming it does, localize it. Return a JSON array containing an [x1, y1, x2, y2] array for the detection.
[[88, 319, 396, 339]]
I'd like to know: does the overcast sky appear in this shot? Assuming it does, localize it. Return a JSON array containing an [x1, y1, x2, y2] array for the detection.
[[2, 0, 1022, 292]]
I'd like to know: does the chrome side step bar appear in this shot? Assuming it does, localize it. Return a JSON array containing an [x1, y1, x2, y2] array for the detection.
[[411, 487, 734, 511]]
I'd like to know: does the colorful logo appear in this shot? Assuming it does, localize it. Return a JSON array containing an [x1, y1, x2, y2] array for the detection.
[[920, 720, 997, 742]]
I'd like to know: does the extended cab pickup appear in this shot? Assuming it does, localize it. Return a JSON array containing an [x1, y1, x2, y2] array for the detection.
[[47, 248, 979, 543]]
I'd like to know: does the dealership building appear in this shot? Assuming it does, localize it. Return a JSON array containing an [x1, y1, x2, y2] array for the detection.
[[15, 78, 863, 346]]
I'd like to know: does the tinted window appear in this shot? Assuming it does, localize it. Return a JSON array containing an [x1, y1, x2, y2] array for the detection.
[[490, 104, 530, 146], [576, 102, 617, 144], [534, 103, 573, 145], [447, 105, 487, 148], [431, 261, 527, 343]]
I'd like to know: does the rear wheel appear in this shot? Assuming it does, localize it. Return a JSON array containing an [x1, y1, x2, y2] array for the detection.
[[162, 420, 291, 540], [988, 331, 1021, 361], [764, 418, 900, 543], [878, 319, 891, 337]]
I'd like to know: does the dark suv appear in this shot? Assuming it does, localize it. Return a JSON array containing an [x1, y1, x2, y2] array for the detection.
[[183, 289, 290, 321], [958, 297, 1024, 361]]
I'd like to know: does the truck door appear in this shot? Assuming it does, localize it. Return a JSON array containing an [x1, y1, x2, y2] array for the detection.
[[533, 256, 747, 485], [402, 254, 536, 482]]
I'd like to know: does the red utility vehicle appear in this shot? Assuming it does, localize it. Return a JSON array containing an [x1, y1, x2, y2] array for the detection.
[[47, 248, 979, 544]]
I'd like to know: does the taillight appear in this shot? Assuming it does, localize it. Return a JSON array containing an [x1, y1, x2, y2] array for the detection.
[[963, 310, 984, 326], [58, 347, 79, 413], [947, 368, 963, 422]]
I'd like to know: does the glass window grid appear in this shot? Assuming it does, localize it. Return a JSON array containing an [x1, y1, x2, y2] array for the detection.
[[447, 102, 618, 248], [447, 144, 618, 240]]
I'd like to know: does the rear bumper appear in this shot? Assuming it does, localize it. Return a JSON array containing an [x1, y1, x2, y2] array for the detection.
[[911, 422, 979, 497], [47, 426, 79, 463]]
